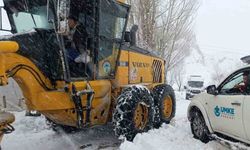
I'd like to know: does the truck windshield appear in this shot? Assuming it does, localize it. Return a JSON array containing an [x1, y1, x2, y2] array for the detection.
[[188, 81, 204, 88], [4, 0, 54, 33]]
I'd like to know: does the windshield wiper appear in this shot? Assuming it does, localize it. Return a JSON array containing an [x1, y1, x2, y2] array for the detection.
[[30, 14, 37, 27], [24, 0, 29, 11], [100, 35, 122, 43]]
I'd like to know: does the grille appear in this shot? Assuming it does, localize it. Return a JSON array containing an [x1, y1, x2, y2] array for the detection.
[[191, 90, 201, 94], [152, 60, 163, 83]]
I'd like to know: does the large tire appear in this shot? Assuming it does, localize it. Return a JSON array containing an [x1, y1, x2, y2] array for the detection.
[[152, 84, 176, 128], [113, 86, 154, 141], [190, 109, 210, 143]]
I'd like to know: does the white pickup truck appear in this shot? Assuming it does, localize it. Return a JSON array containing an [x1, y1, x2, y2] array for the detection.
[[185, 75, 204, 100], [187, 64, 250, 144]]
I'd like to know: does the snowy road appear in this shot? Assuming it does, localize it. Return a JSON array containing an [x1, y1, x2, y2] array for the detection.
[[1, 92, 234, 150], [120, 100, 227, 150]]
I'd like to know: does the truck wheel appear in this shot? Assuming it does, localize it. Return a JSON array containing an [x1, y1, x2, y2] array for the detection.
[[113, 86, 154, 141], [152, 84, 176, 128], [190, 109, 210, 143]]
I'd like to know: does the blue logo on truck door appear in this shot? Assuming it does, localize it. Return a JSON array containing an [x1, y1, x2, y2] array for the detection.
[[214, 106, 220, 117], [214, 106, 235, 119]]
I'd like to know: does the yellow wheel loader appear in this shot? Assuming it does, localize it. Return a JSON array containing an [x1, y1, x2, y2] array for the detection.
[[0, 0, 176, 141]]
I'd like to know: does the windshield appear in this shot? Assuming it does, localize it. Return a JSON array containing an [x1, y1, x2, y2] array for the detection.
[[188, 81, 204, 88], [4, 0, 54, 33]]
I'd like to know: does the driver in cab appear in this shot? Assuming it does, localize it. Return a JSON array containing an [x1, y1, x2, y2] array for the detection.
[[234, 71, 250, 94], [66, 15, 90, 63]]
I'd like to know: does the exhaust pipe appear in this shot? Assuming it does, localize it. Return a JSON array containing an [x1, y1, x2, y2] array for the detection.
[[130, 25, 138, 47]]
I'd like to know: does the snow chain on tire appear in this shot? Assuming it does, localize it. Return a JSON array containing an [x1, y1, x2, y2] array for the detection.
[[152, 84, 176, 128], [113, 86, 154, 141]]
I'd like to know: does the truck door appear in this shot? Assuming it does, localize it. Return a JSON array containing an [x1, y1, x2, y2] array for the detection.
[[243, 85, 250, 141], [207, 71, 246, 139]]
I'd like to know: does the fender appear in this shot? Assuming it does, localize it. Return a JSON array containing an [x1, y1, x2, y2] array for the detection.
[[0, 41, 19, 53], [188, 100, 214, 133]]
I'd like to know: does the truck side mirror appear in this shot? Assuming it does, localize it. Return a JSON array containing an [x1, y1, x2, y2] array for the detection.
[[0, 6, 11, 32], [56, 0, 70, 35], [206, 85, 218, 95], [184, 86, 187, 90], [124, 31, 131, 43]]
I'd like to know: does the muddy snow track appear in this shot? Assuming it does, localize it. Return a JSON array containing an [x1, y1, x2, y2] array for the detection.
[[2, 112, 121, 150]]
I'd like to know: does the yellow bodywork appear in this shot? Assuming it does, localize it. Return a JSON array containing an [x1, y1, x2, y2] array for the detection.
[[0, 40, 165, 127], [0, 35, 165, 130], [0, 39, 165, 129], [113, 50, 165, 89], [0, 41, 19, 53], [0, 41, 112, 127], [117, 0, 125, 3]]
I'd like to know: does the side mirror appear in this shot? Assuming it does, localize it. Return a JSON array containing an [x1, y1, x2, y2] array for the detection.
[[56, 0, 70, 34], [184, 86, 187, 90], [124, 31, 131, 43], [0, 6, 11, 32], [206, 85, 218, 95]]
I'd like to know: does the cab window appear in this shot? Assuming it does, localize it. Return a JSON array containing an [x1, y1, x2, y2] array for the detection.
[[220, 72, 246, 95], [222, 73, 243, 90], [4, 0, 54, 33], [220, 73, 243, 95]]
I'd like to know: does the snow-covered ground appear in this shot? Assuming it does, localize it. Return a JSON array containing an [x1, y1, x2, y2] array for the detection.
[[120, 92, 227, 150], [0, 92, 235, 150], [1, 113, 120, 150]]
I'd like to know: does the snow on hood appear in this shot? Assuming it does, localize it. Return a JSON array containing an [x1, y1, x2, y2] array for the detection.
[[0, 29, 37, 40]]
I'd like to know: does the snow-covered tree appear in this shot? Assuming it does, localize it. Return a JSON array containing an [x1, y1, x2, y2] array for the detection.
[[127, 0, 200, 79]]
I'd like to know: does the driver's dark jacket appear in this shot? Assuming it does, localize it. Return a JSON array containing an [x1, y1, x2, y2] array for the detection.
[[246, 85, 250, 94], [68, 23, 88, 54]]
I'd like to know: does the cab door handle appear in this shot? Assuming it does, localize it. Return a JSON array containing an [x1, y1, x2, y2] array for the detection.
[[231, 102, 241, 106]]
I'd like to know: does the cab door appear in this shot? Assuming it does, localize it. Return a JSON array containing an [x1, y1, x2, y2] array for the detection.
[[207, 71, 246, 139], [244, 94, 250, 141], [97, 0, 130, 79]]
